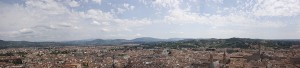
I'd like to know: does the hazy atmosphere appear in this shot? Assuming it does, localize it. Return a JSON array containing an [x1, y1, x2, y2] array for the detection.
[[1, 0, 300, 41]]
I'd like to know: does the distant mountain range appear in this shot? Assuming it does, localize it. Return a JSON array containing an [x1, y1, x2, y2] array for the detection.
[[143, 38, 300, 49], [131, 37, 187, 42], [0, 37, 187, 49], [62, 37, 187, 45], [1, 37, 300, 49]]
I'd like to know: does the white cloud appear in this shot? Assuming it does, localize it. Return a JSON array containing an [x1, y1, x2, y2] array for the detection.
[[92, 0, 102, 4], [101, 22, 110, 26], [0, 0, 85, 41], [130, 6, 135, 10], [76, 8, 152, 34], [152, 0, 180, 8], [124, 3, 135, 10], [116, 8, 126, 14], [81, 9, 114, 21], [92, 20, 101, 25], [212, 0, 223, 4], [169, 31, 184, 34], [124, 3, 130, 8], [1, 0, 299, 41], [135, 33, 142, 36], [146, 0, 289, 38], [100, 28, 110, 32], [56, 23, 79, 29], [83, 8, 151, 27], [0, 0, 152, 41], [165, 8, 201, 24], [163, 7, 286, 29], [25, 0, 68, 15], [113, 18, 152, 27], [0, 28, 36, 40], [0, 2, 46, 33], [252, 0, 300, 16], [91, 20, 110, 26], [82, 0, 89, 3], [19, 28, 34, 34], [114, 3, 135, 14], [68, 0, 80, 7]]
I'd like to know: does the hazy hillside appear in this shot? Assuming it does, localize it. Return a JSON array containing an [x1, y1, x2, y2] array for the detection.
[[143, 38, 300, 49], [1, 38, 300, 49]]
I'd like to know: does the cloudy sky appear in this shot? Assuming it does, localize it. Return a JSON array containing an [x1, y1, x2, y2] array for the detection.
[[0, 0, 300, 41]]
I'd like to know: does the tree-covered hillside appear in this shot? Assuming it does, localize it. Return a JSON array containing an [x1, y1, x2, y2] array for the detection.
[[142, 38, 300, 49]]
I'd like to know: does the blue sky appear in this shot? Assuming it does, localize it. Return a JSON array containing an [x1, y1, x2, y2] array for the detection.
[[0, 0, 300, 41]]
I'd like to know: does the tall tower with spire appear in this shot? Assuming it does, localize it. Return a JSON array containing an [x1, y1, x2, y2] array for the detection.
[[222, 49, 227, 67], [209, 53, 215, 68], [259, 40, 266, 62], [112, 55, 115, 68]]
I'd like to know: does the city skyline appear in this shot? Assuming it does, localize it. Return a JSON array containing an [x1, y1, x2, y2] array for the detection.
[[1, 0, 300, 41]]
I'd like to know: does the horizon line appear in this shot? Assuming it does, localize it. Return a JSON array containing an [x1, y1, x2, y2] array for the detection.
[[2, 37, 300, 42]]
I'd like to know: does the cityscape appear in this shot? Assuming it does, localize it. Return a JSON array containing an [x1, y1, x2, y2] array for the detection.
[[0, 38, 300, 68], [1, 0, 300, 68]]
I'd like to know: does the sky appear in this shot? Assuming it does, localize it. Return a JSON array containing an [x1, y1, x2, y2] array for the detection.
[[0, 0, 300, 41]]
